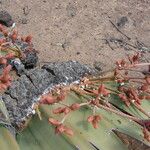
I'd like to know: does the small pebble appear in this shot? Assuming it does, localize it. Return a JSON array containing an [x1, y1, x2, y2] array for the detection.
[[76, 52, 80, 55], [21, 18, 28, 24]]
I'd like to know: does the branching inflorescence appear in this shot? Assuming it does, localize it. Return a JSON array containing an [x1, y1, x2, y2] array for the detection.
[[0, 24, 34, 91], [38, 53, 150, 142]]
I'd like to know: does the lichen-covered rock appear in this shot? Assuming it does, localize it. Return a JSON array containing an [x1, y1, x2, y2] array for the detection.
[[21, 51, 38, 68], [42, 60, 96, 83], [5, 75, 39, 105], [25, 68, 55, 93], [2, 61, 96, 126]]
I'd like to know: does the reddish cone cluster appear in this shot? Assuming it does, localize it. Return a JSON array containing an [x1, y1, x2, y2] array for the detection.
[[118, 87, 142, 106], [0, 24, 35, 92], [0, 24, 8, 36], [89, 84, 110, 97], [49, 118, 73, 136], [127, 53, 140, 64], [39, 88, 68, 105], [0, 65, 12, 90], [0, 53, 14, 65], [116, 53, 140, 70], [37, 52, 149, 142], [53, 107, 71, 115], [143, 128, 150, 142], [98, 84, 110, 96], [21, 35, 32, 44], [39, 94, 56, 105], [39, 83, 112, 135], [87, 115, 101, 129]]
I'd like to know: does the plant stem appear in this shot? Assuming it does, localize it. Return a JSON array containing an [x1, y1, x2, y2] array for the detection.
[[80, 102, 90, 106], [134, 63, 150, 67], [97, 103, 140, 121], [123, 68, 144, 73], [61, 114, 68, 124]]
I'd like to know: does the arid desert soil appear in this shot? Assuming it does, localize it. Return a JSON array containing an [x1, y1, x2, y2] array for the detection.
[[0, 0, 150, 70]]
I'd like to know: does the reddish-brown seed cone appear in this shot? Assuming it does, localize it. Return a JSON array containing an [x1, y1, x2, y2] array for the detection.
[[87, 115, 101, 129], [116, 59, 127, 69], [0, 65, 12, 83], [53, 107, 71, 115], [143, 128, 150, 142], [3, 65, 12, 74], [145, 76, 150, 85], [90, 99, 99, 106], [140, 84, 149, 92], [63, 126, 74, 136], [25, 35, 32, 44], [0, 57, 7, 65], [3, 30, 8, 37], [98, 84, 110, 96], [118, 93, 130, 107], [55, 124, 66, 134], [0, 65, 12, 90], [49, 118, 74, 136], [0, 53, 14, 65], [139, 95, 150, 100], [39, 95, 56, 105], [11, 30, 18, 41], [128, 53, 140, 64], [70, 103, 80, 111], [114, 68, 120, 77], [5, 53, 15, 59], [56, 92, 66, 102], [21, 37, 26, 42], [55, 124, 74, 136], [0, 24, 4, 32], [0, 24, 8, 36], [129, 88, 141, 105], [48, 118, 60, 126], [0, 38, 6, 45]]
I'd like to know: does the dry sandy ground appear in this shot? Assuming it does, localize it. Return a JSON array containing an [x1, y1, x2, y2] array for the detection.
[[0, 0, 150, 70]]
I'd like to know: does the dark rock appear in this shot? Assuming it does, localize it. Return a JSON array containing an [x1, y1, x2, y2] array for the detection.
[[22, 51, 38, 69], [2, 94, 18, 122], [93, 61, 105, 71], [2, 61, 96, 125], [6, 75, 39, 105], [25, 68, 55, 93], [42, 61, 96, 83], [10, 58, 25, 76], [76, 52, 80, 55], [3, 75, 40, 124], [0, 11, 14, 27], [23, 6, 30, 16], [66, 3, 77, 17], [21, 18, 28, 24], [117, 16, 128, 28]]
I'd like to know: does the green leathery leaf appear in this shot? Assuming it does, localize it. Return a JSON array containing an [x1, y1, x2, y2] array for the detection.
[[16, 107, 95, 150], [61, 92, 150, 148], [0, 126, 19, 150], [25, 92, 149, 150], [109, 94, 150, 119], [0, 98, 10, 124], [4, 79, 150, 150], [102, 81, 150, 119]]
